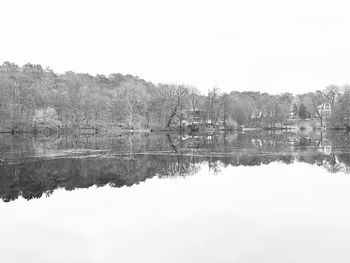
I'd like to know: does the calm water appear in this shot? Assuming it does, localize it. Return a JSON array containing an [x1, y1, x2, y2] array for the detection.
[[1, 131, 350, 262]]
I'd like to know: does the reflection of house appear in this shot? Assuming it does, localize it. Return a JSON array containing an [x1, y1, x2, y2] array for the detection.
[[318, 139, 332, 155], [317, 103, 331, 118]]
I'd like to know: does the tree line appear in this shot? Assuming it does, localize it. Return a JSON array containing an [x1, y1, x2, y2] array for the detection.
[[1, 61, 350, 132]]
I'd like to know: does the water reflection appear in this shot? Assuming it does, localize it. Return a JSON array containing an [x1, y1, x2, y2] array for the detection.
[[1, 130, 350, 202]]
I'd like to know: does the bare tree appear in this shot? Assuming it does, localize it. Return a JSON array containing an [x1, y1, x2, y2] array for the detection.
[[320, 85, 340, 106]]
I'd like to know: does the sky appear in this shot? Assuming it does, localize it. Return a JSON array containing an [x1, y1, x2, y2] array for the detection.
[[1, 0, 350, 94]]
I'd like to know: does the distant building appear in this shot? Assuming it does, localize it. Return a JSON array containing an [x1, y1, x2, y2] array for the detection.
[[183, 108, 206, 124], [251, 108, 263, 120], [288, 104, 298, 119], [317, 103, 331, 118]]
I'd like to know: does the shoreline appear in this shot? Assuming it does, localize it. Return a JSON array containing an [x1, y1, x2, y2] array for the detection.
[[1, 124, 349, 136]]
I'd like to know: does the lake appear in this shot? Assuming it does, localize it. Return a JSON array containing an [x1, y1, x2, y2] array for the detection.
[[1, 130, 350, 262]]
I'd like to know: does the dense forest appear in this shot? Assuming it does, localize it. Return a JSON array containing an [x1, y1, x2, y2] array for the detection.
[[1, 61, 350, 132]]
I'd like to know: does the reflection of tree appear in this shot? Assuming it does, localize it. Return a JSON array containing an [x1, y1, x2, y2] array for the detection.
[[0, 154, 206, 202], [2, 131, 350, 202]]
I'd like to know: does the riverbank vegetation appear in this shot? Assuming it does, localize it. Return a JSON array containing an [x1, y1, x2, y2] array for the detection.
[[1, 61, 350, 133]]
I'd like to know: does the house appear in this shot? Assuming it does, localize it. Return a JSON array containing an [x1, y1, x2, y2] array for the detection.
[[183, 108, 206, 124], [317, 103, 331, 118], [251, 108, 263, 120]]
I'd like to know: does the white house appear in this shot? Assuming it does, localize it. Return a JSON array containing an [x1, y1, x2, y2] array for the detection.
[[317, 103, 331, 118]]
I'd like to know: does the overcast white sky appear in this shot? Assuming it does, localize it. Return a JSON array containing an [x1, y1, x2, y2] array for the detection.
[[1, 0, 350, 94]]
